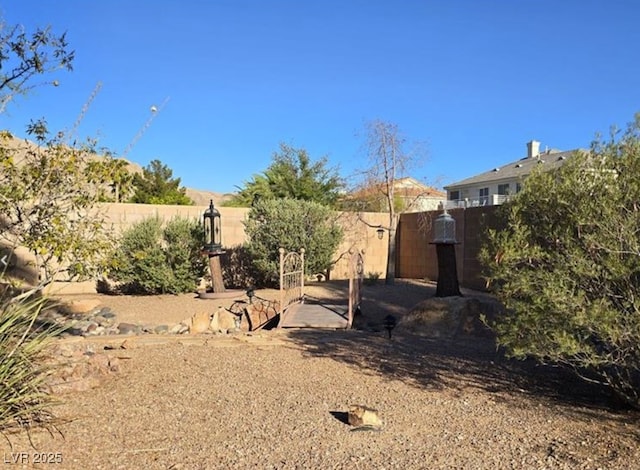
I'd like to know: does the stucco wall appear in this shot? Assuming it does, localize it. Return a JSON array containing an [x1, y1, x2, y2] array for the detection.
[[33, 203, 389, 293], [7, 202, 501, 295]]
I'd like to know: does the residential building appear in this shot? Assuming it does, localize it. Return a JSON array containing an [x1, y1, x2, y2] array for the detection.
[[443, 140, 582, 208], [343, 177, 445, 213]]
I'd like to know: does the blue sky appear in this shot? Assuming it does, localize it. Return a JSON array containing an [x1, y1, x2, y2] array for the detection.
[[1, 0, 639, 194]]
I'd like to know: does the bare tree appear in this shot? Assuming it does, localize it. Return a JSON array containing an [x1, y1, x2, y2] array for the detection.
[[357, 119, 427, 285]]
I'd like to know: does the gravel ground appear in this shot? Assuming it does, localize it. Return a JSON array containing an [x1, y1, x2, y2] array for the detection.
[[2, 281, 640, 469]]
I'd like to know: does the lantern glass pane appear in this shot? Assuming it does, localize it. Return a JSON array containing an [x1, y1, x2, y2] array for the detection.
[[204, 217, 212, 244], [433, 213, 456, 243], [213, 215, 221, 245]]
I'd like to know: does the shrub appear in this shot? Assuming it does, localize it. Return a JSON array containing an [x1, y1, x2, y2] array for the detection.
[[109, 216, 206, 294], [364, 271, 381, 286], [481, 114, 640, 408], [244, 198, 343, 286], [0, 296, 62, 434]]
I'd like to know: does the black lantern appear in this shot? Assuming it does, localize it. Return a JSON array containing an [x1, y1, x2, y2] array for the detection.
[[203, 199, 222, 253], [376, 227, 385, 240]]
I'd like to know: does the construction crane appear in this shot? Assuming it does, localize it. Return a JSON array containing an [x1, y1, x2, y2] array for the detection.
[[121, 96, 170, 159]]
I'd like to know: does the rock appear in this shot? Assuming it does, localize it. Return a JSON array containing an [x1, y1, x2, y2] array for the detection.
[[245, 299, 279, 331], [169, 323, 184, 335], [63, 298, 102, 314], [86, 326, 105, 336], [117, 322, 141, 335], [189, 311, 212, 334], [348, 405, 383, 429], [210, 306, 238, 333], [400, 296, 501, 338], [92, 315, 109, 326], [97, 307, 117, 319], [154, 325, 169, 334]]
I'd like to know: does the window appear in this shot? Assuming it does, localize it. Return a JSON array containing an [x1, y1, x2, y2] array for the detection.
[[449, 190, 459, 201], [497, 184, 510, 195], [516, 182, 523, 193], [479, 187, 489, 205]]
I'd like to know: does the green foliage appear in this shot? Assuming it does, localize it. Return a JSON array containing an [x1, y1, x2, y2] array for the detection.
[[0, 22, 74, 113], [0, 126, 113, 294], [86, 157, 135, 203], [0, 296, 63, 434], [244, 198, 343, 286], [364, 271, 381, 286], [340, 191, 407, 213], [481, 113, 640, 407], [226, 143, 344, 208], [109, 216, 206, 294], [129, 159, 193, 205]]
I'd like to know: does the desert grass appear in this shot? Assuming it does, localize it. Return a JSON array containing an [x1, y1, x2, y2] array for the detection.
[[0, 295, 64, 444]]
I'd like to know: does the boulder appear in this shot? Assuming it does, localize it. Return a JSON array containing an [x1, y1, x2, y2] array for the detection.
[[245, 299, 279, 331], [399, 296, 501, 338], [210, 306, 237, 333], [189, 311, 211, 334]]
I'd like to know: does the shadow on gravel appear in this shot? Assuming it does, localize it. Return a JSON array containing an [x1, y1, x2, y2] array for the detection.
[[329, 411, 350, 426], [287, 328, 631, 419], [289, 279, 640, 423]]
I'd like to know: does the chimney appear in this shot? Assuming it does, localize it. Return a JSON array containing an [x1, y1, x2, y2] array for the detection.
[[527, 140, 540, 158]]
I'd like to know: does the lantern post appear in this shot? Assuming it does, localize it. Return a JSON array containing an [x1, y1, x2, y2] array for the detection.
[[430, 210, 461, 297], [202, 200, 226, 294]]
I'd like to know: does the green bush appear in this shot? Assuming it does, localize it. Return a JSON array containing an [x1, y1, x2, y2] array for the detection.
[[244, 198, 343, 286], [109, 216, 206, 294], [481, 114, 640, 408], [0, 296, 62, 434]]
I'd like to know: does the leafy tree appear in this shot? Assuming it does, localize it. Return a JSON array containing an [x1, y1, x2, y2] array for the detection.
[[244, 198, 343, 286], [481, 113, 640, 407], [0, 22, 74, 113], [108, 216, 206, 294], [355, 120, 427, 284], [0, 124, 113, 298], [226, 143, 344, 207], [86, 157, 135, 202], [129, 159, 193, 205]]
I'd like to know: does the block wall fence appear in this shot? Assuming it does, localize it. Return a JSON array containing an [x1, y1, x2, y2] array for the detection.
[[396, 205, 503, 290], [7, 202, 500, 294], [99, 202, 392, 281]]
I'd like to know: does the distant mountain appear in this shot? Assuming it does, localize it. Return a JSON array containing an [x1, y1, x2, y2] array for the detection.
[[1, 132, 236, 205], [185, 188, 235, 206]]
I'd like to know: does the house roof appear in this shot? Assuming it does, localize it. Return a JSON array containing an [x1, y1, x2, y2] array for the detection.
[[392, 177, 446, 198], [444, 148, 585, 190], [351, 177, 445, 199]]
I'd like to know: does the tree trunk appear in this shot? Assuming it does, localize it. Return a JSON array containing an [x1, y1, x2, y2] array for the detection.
[[209, 255, 226, 293], [435, 243, 461, 297], [385, 214, 398, 285]]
